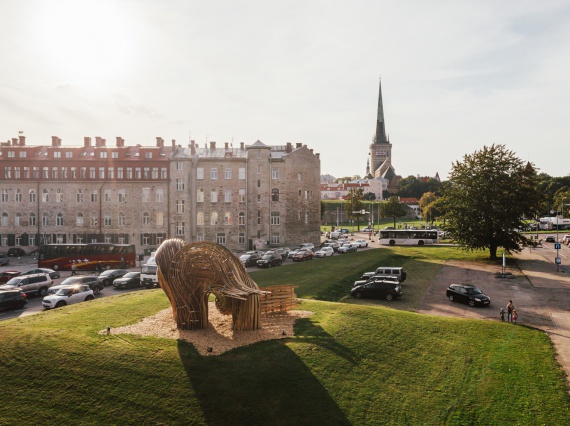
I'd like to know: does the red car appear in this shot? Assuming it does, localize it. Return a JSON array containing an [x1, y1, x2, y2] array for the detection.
[[0, 271, 22, 283], [292, 250, 314, 262]]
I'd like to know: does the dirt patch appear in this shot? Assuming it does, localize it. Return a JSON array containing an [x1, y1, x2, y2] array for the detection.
[[102, 302, 312, 356]]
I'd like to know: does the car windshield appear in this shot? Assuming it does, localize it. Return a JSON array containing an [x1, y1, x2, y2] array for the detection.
[[240, 255, 251, 260], [100, 270, 114, 277], [55, 288, 73, 296], [123, 272, 138, 278], [5, 278, 22, 286], [61, 277, 81, 285], [261, 254, 272, 259], [466, 287, 483, 295]]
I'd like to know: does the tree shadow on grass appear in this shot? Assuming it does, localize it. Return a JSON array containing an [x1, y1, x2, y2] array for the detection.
[[177, 322, 352, 425]]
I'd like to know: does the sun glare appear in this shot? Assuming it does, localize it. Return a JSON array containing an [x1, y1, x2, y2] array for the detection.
[[33, 0, 136, 88]]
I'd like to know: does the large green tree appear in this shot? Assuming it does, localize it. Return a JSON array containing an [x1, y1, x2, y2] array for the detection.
[[419, 192, 439, 224], [378, 196, 410, 228], [441, 144, 541, 260], [345, 188, 365, 230]]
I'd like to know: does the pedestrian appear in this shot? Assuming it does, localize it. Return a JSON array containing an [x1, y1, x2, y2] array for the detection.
[[500, 308, 505, 322], [512, 309, 518, 324], [506, 300, 514, 323], [71, 261, 77, 276]]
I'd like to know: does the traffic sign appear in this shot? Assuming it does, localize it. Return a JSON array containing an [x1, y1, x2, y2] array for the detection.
[[555, 257, 561, 265], [555, 243, 561, 250]]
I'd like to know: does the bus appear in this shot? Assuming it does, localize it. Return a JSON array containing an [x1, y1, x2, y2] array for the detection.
[[38, 243, 136, 271], [378, 229, 439, 246]]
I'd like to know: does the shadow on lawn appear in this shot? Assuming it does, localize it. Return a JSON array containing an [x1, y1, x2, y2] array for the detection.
[[177, 323, 351, 425]]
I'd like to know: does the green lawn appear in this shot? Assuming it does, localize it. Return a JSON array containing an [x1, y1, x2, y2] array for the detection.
[[0, 247, 568, 425]]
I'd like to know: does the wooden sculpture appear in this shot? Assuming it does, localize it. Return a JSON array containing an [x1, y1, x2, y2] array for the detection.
[[154, 240, 266, 331]]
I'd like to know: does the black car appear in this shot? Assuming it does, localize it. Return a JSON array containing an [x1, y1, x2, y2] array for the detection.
[[0, 289, 27, 310], [50, 276, 103, 295], [97, 269, 129, 287], [113, 272, 141, 289], [446, 284, 491, 307], [257, 252, 282, 268], [352, 276, 401, 288], [240, 253, 262, 267], [351, 280, 402, 301], [7, 248, 26, 257]]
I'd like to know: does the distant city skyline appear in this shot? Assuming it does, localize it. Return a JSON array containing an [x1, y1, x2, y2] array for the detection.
[[1, 0, 569, 180]]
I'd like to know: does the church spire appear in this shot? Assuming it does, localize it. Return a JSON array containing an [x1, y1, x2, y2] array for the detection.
[[374, 79, 388, 144]]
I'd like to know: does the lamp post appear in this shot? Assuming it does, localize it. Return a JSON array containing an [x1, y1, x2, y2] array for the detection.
[[555, 197, 566, 272]]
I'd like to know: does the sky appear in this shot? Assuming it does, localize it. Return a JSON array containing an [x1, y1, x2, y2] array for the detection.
[[1, 0, 569, 181]]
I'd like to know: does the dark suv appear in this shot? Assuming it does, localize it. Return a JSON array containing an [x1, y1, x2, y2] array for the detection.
[[351, 280, 403, 301], [0, 289, 27, 310], [257, 252, 283, 268], [97, 269, 129, 287], [7, 248, 26, 257]]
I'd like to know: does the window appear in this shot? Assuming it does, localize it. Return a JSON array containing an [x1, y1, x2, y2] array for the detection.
[[42, 167, 49, 178], [118, 212, 126, 226], [112, 151, 118, 158], [91, 213, 98, 226], [211, 190, 218, 203], [271, 234, 280, 245], [29, 235, 35, 246], [238, 212, 245, 225], [89, 167, 95, 178], [71, 167, 76, 179], [127, 168, 133, 179], [224, 212, 232, 225], [257, 165, 261, 174], [100, 151, 107, 158], [91, 190, 98, 203], [1, 189, 8, 202], [161, 168, 167, 179], [118, 237, 125, 244], [52, 167, 58, 179], [152, 167, 158, 179], [42, 189, 49, 203], [197, 168, 204, 180], [42, 213, 49, 226], [119, 190, 126, 203], [98, 167, 105, 179], [29, 189, 36, 203], [61, 167, 67, 179], [238, 233, 245, 245], [156, 189, 163, 202], [210, 212, 218, 225], [76, 189, 83, 203], [15, 213, 22, 226], [56, 213, 64, 226], [117, 168, 124, 179], [239, 189, 246, 202], [305, 211, 309, 224], [19, 151, 26, 158], [66, 151, 73, 158], [33, 167, 39, 178], [176, 162, 184, 170], [15, 189, 22, 202], [239, 167, 246, 180], [56, 189, 64, 203], [257, 194, 261, 203], [105, 236, 112, 243], [256, 150, 261, 159], [4, 167, 11, 179], [1, 213, 8, 226], [143, 212, 150, 225], [104, 213, 111, 226], [176, 222, 185, 236], [196, 234, 204, 242], [216, 233, 226, 245], [197, 212, 204, 226], [108, 168, 114, 179], [142, 235, 150, 245], [176, 200, 185, 213], [144, 167, 150, 179], [305, 190, 309, 200], [272, 188, 279, 202], [135, 168, 141, 179], [29, 213, 36, 226], [225, 168, 232, 179], [224, 189, 232, 202], [7, 151, 14, 158], [14, 167, 20, 179], [104, 190, 111, 202], [210, 168, 218, 180], [176, 178, 184, 191], [271, 211, 280, 225], [142, 188, 150, 202], [297, 172, 302, 180], [80, 167, 86, 178], [23, 166, 29, 178], [257, 180, 260, 188], [145, 151, 152, 159], [257, 210, 261, 225], [197, 189, 204, 202], [272, 168, 279, 179], [156, 211, 164, 226]]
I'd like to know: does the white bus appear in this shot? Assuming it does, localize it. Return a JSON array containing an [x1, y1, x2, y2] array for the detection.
[[379, 229, 439, 246]]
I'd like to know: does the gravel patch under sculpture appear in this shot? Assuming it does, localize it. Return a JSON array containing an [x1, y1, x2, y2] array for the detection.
[[103, 302, 313, 356]]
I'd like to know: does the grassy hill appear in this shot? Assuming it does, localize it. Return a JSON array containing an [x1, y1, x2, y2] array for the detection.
[[0, 247, 568, 425]]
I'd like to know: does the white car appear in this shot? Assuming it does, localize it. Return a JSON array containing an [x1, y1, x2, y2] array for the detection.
[[314, 247, 334, 258], [354, 239, 369, 248], [42, 284, 95, 309]]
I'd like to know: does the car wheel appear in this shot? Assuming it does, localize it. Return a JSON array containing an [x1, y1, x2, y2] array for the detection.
[[386, 293, 394, 301], [448, 295, 454, 302], [38, 287, 48, 297], [55, 301, 66, 308], [418, 240, 425, 246], [85, 295, 94, 301], [389, 240, 395, 246], [93, 286, 101, 295], [468, 300, 475, 307], [354, 292, 362, 299], [52, 264, 60, 271]]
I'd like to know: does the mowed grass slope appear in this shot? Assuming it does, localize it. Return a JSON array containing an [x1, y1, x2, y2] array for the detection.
[[0, 247, 568, 425]]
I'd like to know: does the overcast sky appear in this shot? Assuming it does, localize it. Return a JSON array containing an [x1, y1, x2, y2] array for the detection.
[[1, 0, 569, 180]]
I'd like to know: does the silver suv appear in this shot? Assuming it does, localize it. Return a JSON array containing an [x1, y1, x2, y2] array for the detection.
[[0, 273, 54, 296]]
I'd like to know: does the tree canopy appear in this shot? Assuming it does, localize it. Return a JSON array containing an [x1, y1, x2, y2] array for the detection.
[[440, 144, 542, 260], [378, 196, 410, 228]]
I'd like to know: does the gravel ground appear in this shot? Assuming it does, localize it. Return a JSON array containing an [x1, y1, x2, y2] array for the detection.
[[104, 302, 312, 356]]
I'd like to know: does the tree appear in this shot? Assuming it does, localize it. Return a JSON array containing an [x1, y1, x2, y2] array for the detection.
[[363, 192, 376, 201], [419, 192, 438, 224], [345, 188, 364, 230], [441, 144, 541, 260], [378, 196, 410, 228]]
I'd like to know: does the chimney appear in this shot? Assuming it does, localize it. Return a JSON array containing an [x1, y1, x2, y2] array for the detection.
[[296, 143, 302, 148], [240, 142, 244, 150], [190, 140, 196, 155], [225, 142, 229, 150], [171, 139, 176, 147], [116, 137, 125, 147], [286, 142, 292, 153], [95, 136, 105, 147], [51, 136, 61, 147], [11, 138, 18, 146], [18, 135, 26, 146], [84, 137, 91, 147], [156, 137, 164, 148], [210, 141, 216, 150]]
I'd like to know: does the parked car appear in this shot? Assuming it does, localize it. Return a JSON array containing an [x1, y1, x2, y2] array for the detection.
[[339, 229, 350, 234], [0, 271, 22, 283], [338, 243, 357, 254], [257, 252, 282, 268], [0, 273, 53, 296], [353, 276, 402, 287], [446, 284, 491, 307], [361, 227, 374, 233], [273, 247, 289, 260], [292, 250, 314, 262], [0, 289, 27, 310], [113, 272, 141, 289], [0, 254, 9, 266], [49, 275, 103, 295], [300, 243, 315, 251], [324, 242, 341, 252], [354, 239, 369, 248], [545, 235, 556, 243], [42, 285, 95, 309], [361, 267, 407, 282], [240, 253, 263, 267], [351, 280, 403, 301], [97, 269, 129, 287], [288, 247, 304, 258], [314, 247, 334, 258], [7, 247, 26, 257], [21, 268, 60, 279]]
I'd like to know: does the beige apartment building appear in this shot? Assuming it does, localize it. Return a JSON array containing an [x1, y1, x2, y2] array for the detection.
[[0, 135, 321, 254]]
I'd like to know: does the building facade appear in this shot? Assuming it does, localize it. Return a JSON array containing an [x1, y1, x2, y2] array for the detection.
[[0, 136, 321, 254]]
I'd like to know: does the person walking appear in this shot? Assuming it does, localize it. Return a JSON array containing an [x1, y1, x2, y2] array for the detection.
[[506, 300, 514, 323], [500, 308, 505, 322], [71, 261, 77, 276], [512, 309, 518, 324]]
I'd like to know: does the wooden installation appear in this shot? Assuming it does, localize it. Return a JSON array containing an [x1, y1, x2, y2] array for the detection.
[[259, 285, 300, 315], [154, 240, 267, 331]]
